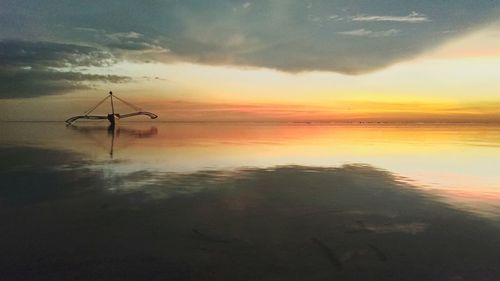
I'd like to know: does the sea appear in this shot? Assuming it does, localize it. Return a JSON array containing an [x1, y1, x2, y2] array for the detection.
[[1, 122, 500, 280]]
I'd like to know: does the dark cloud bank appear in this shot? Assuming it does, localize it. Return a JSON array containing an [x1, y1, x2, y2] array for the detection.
[[0, 40, 130, 98], [0, 0, 499, 98]]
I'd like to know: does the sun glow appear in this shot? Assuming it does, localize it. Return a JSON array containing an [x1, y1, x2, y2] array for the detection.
[[1, 25, 500, 122]]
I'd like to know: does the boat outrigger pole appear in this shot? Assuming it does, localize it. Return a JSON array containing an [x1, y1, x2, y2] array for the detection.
[[65, 91, 158, 125]]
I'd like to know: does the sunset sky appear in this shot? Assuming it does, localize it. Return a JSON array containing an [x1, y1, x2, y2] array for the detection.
[[1, 0, 500, 122]]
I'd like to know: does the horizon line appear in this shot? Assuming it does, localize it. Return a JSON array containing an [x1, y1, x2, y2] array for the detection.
[[2, 120, 500, 125]]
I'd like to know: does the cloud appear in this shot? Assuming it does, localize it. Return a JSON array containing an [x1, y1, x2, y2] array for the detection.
[[0, 0, 499, 81], [0, 40, 116, 68], [74, 28, 169, 53], [352, 11, 431, 23], [0, 40, 130, 98], [338, 29, 400, 38], [0, 68, 130, 99], [328, 15, 344, 21]]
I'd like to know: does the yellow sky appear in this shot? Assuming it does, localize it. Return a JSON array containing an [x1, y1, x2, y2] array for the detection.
[[2, 24, 500, 122]]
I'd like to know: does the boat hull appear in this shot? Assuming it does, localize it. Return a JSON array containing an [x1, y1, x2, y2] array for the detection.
[[107, 114, 120, 125]]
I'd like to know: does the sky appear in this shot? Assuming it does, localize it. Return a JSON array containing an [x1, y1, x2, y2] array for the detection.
[[1, 0, 500, 122]]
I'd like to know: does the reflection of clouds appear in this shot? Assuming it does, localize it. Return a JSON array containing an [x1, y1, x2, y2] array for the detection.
[[5, 123, 500, 198], [0, 145, 484, 227], [2, 146, 500, 279], [348, 222, 428, 235]]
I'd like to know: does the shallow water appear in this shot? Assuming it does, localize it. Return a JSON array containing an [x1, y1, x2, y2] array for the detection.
[[1, 122, 500, 280]]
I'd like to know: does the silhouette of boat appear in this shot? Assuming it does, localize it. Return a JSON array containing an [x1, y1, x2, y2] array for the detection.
[[65, 91, 158, 125]]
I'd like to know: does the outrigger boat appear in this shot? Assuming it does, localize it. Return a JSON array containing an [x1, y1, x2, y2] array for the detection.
[[65, 91, 158, 125]]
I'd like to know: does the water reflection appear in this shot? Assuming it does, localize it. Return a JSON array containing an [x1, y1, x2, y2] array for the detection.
[[2, 122, 499, 216], [67, 124, 158, 158], [0, 144, 500, 280], [5, 123, 500, 176], [1, 122, 500, 280]]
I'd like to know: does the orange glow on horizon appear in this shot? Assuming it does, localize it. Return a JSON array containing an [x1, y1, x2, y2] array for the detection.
[[2, 26, 500, 123]]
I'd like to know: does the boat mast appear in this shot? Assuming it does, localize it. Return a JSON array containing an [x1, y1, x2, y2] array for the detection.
[[109, 91, 115, 114], [65, 91, 158, 125]]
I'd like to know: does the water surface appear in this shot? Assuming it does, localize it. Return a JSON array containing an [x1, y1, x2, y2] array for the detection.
[[1, 122, 500, 280]]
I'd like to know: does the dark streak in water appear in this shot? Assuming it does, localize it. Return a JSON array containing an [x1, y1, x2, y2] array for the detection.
[[368, 244, 388, 261], [311, 237, 343, 271], [345, 220, 373, 234], [299, 208, 343, 217], [192, 228, 232, 243]]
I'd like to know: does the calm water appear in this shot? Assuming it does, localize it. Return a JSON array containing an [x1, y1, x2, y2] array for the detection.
[[1, 122, 500, 280]]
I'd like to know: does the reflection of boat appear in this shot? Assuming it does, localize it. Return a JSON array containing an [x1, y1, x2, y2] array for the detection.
[[65, 91, 158, 125], [67, 124, 158, 158]]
